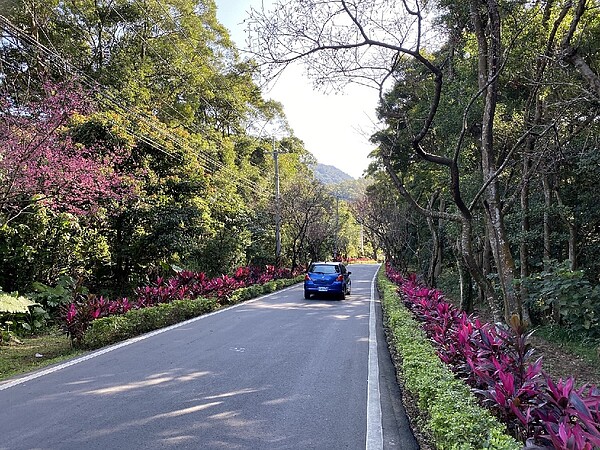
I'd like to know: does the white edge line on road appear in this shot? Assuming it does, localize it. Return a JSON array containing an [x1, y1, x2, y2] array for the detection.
[[366, 265, 384, 450], [0, 283, 301, 391]]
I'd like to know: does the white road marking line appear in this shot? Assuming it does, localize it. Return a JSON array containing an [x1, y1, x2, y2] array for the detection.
[[0, 284, 300, 391], [366, 266, 384, 450]]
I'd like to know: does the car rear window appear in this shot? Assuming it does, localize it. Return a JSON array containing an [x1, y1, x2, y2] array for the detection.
[[309, 264, 339, 274]]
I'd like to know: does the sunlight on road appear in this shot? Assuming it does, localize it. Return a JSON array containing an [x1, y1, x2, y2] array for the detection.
[[252, 301, 336, 310], [84, 376, 172, 394], [155, 402, 223, 418], [83, 371, 210, 395], [262, 393, 310, 406], [204, 387, 263, 400]]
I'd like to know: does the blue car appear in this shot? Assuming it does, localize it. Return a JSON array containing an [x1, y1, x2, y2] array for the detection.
[[304, 262, 351, 300]]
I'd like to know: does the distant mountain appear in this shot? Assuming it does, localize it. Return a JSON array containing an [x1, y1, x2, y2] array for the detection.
[[313, 163, 354, 185], [312, 164, 371, 201], [330, 177, 371, 201]]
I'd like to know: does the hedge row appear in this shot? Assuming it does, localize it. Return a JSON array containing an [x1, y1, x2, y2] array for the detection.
[[82, 276, 303, 349], [376, 268, 520, 450]]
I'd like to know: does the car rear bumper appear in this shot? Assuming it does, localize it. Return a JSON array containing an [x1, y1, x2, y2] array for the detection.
[[304, 282, 345, 294]]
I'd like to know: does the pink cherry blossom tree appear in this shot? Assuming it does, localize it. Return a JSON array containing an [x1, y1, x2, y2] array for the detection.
[[0, 80, 134, 226]]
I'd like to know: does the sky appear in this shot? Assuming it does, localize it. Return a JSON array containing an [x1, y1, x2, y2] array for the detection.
[[214, 0, 380, 179]]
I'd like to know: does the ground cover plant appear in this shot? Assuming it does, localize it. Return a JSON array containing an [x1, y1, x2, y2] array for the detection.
[[61, 265, 303, 346], [377, 268, 519, 449], [385, 263, 600, 449]]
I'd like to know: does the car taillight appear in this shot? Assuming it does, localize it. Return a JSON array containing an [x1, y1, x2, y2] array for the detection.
[[336, 274, 344, 281], [305, 274, 311, 281]]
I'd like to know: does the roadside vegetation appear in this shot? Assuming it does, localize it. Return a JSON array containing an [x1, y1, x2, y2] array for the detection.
[[0, 0, 370, 379], [378, 267, 520, 450], [381, 264, 600, 449], [83, 276, 302, 348], [2, 1, 600, 449]]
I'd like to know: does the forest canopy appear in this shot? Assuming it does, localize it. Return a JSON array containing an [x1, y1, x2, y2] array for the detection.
[[0, 0, 361, 298], [247, 0, 600, 331]]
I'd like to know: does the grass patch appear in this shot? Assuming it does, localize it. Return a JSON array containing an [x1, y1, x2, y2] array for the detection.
[[535, 325, 600, 365], [0, 328, 83, 382]]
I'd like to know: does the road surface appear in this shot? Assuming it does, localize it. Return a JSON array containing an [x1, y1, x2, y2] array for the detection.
[[0, 264, 417, 449]]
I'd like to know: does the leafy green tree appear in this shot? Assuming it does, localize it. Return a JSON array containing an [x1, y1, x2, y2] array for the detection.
[[248, 0, 600, 325], [279, 168, 333, 268], [332, 199, 360, 260], [0, 0, 302, 297]]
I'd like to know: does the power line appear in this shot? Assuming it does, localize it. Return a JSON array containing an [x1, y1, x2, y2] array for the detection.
[[90, 0, 271, 187], [0, 12, 272, 199]]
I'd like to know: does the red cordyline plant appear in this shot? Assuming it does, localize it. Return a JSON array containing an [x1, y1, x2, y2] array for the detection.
[[385, 262, 600, 449], [62, 265, 302, 344]]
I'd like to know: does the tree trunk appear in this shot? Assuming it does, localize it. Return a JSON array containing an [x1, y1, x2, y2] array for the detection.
[[568, 223, 577, 271], [473, 0, 522, 323], [427, 192, 440, 287], [478, 229, 492, 307], [460, 218, 503, 322], [520, 157, 532, 324], [543, 175, 552, 262], [554, 189, 578, 270], [485, 198, 521, 323], [435, 198, 445, 280], [457, 243, 473, 313], [520, 68, 544, 325]]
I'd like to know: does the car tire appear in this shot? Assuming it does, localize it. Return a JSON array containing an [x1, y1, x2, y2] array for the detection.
[[339, 290, 346, 300], [346, 284, 351, 296], [304, 291, 311, 299]]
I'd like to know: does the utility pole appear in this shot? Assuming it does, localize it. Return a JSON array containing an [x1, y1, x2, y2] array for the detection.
[[360, 223, 364, 256], [273, 137, 282, 265], [334, 196, 339, 260]]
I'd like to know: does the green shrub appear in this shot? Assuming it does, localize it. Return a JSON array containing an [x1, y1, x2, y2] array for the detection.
[[244, 285, 259, 298], [82, 276, 303, 349], [263, 282, 277, 293], [83, 298, 218, 349], [522, 259, 600, 337], [377, 268, 520, 450], [30, 275, 84, 319]]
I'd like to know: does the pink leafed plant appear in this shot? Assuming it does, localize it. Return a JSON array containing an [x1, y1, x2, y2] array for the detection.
[[61, 264, 299, 345], [0, 79, 135, 225], [385, 262, 600, 449]]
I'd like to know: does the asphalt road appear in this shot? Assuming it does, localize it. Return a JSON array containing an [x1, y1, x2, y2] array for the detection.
[[0, 264, 417, 450]]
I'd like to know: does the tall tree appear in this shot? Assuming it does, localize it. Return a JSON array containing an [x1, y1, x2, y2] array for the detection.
[[0, 0, 301, 293], [248, 0, 600, 323]]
